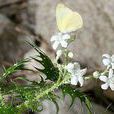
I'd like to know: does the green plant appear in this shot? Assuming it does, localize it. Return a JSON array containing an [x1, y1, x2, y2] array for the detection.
[[0, 43, 92, 114]]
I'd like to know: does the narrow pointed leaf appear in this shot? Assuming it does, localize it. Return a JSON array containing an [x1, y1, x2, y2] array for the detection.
[[29, 43, 59, 81]]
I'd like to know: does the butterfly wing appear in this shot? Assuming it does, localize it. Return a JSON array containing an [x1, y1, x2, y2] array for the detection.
[[56, 3, 83, 33], [56, 3, 72, 33]]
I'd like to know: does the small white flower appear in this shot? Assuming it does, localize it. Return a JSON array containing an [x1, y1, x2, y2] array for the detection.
[[56, 50, 62, 60], [68, 52, 73, 58], [65, 62, 87, 86], [51, 33, 70, 50], [102, 54, 114, 69], [99, 69, 114, 91]]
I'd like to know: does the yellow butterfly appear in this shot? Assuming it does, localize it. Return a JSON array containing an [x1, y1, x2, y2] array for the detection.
[[56, 3, 83, 33]]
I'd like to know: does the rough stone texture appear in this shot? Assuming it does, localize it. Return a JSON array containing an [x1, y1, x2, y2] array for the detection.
[[0, 0, 28, 25], [0, 14, 33, 72], [28, 0, 114, 70], [0, 14, 11, 34], [0, 0, 20, 6], [35, 94, 113, 114], [0, 14, 15, 73]]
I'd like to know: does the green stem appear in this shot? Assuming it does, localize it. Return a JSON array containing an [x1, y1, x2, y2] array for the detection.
[[64, 49, 68, 65], [16, 71, 68, 112]]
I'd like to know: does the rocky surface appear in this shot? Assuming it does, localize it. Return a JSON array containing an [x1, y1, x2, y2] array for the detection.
[[0, 14, 31, 66], [35, 94, 114, 114], [0, 0, 20, 6]]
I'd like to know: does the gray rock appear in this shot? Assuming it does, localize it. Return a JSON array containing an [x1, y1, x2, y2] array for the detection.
[[0, 14, 11, 34], [35, 93, 113, 114], [0, 0, 20, 7], [0, 14, 32, 69], [0, 0, 28, 25]]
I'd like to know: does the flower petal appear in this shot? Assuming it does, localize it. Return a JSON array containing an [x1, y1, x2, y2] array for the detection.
[[99, 76, 108, 82], [61, 40, 68, 48], [71, 76, 78, 85], [109, 83, 114, 91], [65, 63, 74, 73], [101, 83, 108, 90], [80, 68, 87, 76], [78, 76, 84, 86], [102, 58, 110, 66], [111, 55, 114, 62], [63, 34, 70, 40], [102, 54, 110, 58], [50, 35, 57, 41], [109, 69, 113, 78], [111, 63, 114, 69], [56, 50, 62, 60], [52, 41, 59, 50]]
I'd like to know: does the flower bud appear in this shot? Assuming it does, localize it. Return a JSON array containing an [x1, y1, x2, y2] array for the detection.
[[68, 52, 73, 58], [93, 71, 99, 79]]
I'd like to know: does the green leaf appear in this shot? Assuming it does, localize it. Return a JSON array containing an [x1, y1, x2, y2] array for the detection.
[[0, 105, 18, 114], [85, 97, 93, 114], [29, 43, 59, 81], [60, 84, 93, 114], [1, 59, 28, 81]]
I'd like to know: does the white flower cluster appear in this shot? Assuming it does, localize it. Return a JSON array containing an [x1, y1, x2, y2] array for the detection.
[[98, 54, 114, 91], [51, 32, 87, 86], [51, 33, 73, 60], [51, 33, 70, 50], [65, 62, 87, 86], [99, 69, 114, 90], [51, 32, 114, 91], [102, 54, 114, 69]]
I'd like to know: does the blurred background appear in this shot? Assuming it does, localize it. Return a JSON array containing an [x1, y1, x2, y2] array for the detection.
[[0, 0, 114, 114]]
